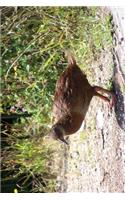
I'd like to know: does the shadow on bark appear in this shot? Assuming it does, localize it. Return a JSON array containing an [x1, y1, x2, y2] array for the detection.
[[113, 66, 125, 131]]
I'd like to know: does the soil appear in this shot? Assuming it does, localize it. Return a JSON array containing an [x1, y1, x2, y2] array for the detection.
[[54, 7, 125, 193]]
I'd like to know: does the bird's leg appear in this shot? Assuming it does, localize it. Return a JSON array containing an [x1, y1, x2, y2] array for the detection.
[[94, 92, 110, 103], [94, 86, 116, 108]]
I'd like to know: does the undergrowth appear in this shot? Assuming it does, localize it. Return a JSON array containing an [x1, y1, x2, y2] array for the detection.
[[1, 6, 113, 192]]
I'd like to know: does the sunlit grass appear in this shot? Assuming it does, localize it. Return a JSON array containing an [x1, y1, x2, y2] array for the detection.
[[1, 6, 113, 192]]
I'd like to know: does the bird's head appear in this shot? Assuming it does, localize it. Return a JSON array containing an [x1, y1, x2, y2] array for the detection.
[[50, 124, 69, 145]]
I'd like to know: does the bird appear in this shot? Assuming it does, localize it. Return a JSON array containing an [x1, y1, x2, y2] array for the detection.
[[50, 50, 116, 145]]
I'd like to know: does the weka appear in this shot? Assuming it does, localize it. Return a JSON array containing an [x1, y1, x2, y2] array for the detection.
[[50, 51, 115, 145]]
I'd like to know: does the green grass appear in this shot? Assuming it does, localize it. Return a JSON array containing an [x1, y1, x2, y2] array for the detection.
[[1, 6, 113, 192]]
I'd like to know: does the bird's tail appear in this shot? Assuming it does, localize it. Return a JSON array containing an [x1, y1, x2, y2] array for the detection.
[[64, 50, 77, 66]]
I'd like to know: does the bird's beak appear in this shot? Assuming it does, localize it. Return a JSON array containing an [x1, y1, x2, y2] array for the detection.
[[59, 137, 69, 145]]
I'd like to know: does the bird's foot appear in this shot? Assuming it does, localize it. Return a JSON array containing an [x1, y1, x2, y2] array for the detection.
[[109, 93, 116, 109]]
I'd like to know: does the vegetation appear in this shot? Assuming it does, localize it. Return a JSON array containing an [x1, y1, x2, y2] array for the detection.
[[1, 6, 113, 192]]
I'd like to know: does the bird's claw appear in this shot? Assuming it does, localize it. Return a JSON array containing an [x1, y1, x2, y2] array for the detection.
[[109, 93, 116, 109]]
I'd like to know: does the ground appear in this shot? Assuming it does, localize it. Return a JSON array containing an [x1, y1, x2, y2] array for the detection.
[[54, 7, 125, 192]]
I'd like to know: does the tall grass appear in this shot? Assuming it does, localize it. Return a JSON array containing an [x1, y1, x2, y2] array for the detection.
[[1, 6, 113, 192]]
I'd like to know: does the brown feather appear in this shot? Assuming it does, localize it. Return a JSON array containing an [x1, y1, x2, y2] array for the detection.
[[50, 51, 116, 144]]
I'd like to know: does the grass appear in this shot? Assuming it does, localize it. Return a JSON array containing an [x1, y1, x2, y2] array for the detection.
[[1, 6, 113, 192]]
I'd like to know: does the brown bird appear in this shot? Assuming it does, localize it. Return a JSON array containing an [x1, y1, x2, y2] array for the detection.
[[50, 51, 116, 145]]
